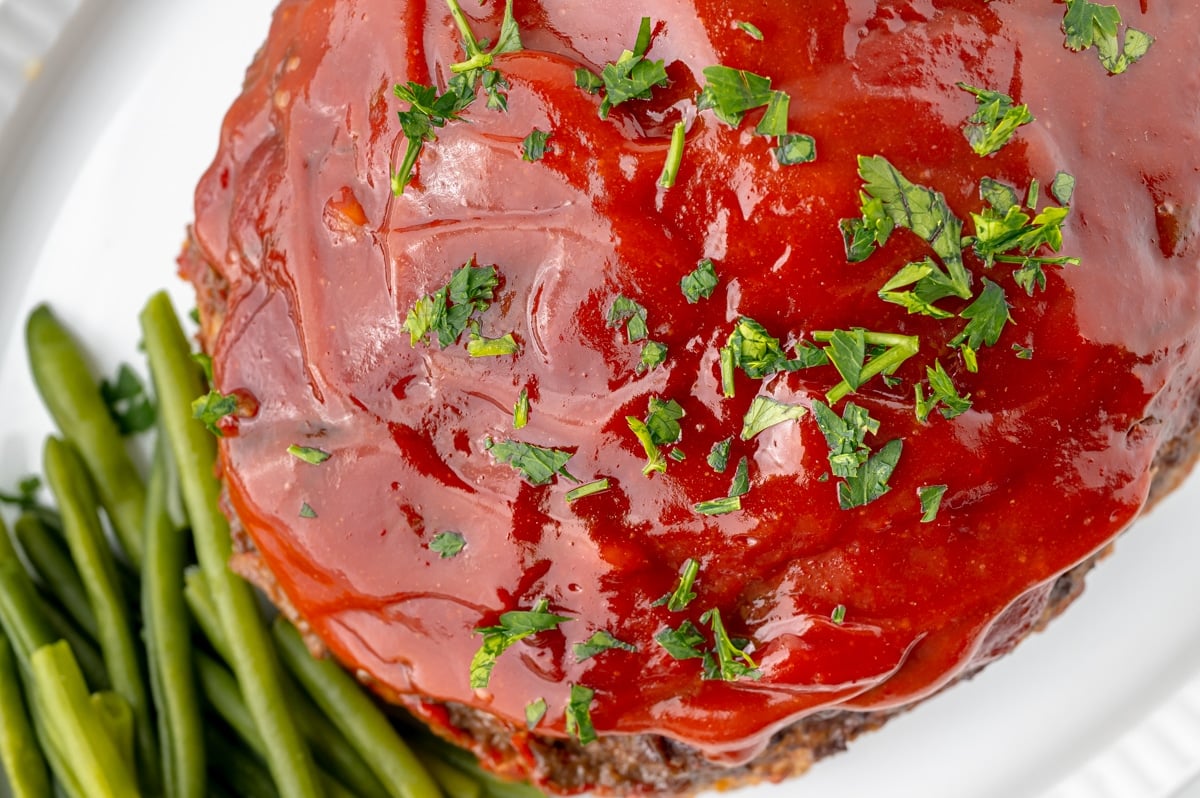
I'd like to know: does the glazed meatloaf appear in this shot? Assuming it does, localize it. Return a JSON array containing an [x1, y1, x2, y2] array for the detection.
[[181, 0, 1200, 794]]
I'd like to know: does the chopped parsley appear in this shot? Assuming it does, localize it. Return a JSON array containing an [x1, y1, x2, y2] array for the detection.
[[658, 121, 687, 188], [466, 331, 519, 357], [697, 65, 772, 127], [191, 391, 238, 437], [915, 360, 972, 422], [1062, 0, 1153, 75], [626, 397, 684, 476], [734, 20, 764, 40], [699, 608, 761, 682], [299, 503, 317, 519], [842, 156, 971, 313], [707, 438, 732, 473], [740, 396, 807, 440], [654, 620, 706, 659], [525, 698, 547, 730], [831, 604, 847, 625], [638, 340, 668, 373], [728, 456, 750, 498], [1013, 343, 1034, 360], [564, 684, 598, 744], [100, 363, 156, 435], [693, 496, 741, 516], [608, 295, 649, 342], [774, 133, 817, 165], [918, 484, 948, 523], [429, 531, 466, 558], [565, 479, 611, 503], [469, 599, 570, 689], [654, 558, 700, 611], [727, 317, 812, 379], [513, 388, 529, 429], [813, 329, 919, 404], [391, 81, 474, 195], [576, 17, 668, 120], [681, 259, 719, 303], [287, 445, 331, 465], [485, 439, 579, 485], [521, 129, 551, 162], [811, 400, 903, 510], [949, 278, 1012, 369], [445, 0, 523, 107], [669, 448, 686, 462], [956, 83, 1034, 156], [403, 260, 506, 349], [574, 630, 637, 661], [1051, 172, 1077, 206]]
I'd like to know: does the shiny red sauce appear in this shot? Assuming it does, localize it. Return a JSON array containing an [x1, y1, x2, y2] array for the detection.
[[187, 0, 1200, 771]]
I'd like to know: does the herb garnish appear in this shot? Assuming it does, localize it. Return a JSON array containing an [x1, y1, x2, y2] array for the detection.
[[299, 503, 317, 519], [626, 397, 684, 476], [915, 360, 972, 422], [831, 604, 847, 625], [287, 445, 331, 465], [680, 259, 719, 303], [812, 400, 902, 509], [485, 439, 579, 485], [707, 438, 732, 473], [697, 66, 814, 166], [734, 20, 764, 41], [948, 279, 1011, 371], [513, 388, 529, 429], [693, 496, 741, 516], [728, 457, 750, 498], [565, 479, 611, 503], [956, 83, 1034, 156], [191, 391, 238, 437], [918, 485, 948, 523], [100, 364, 156, 435], [1062, 0, 1153, 75], [564, 684, 598, 744], [445, 0, 523, 107], [403, 259, 509, 349], [574, 630, 637, 661], [969, 175, 1078, 296], [429, 531, 466, 558], [741, 396, 807, 440], [575, 17, 668, 120], [466, 331, 520, 358], [658, 121, 687, 188], [654, 558, 700, 611], [525, 698, 547, 730], [654, 620, 706, 660], [608, 294, 667, 371], [699, 608, 761, 681], [469, 599, 570, 689], [812, 329, 919, 404], [521, 129, 551, 162]]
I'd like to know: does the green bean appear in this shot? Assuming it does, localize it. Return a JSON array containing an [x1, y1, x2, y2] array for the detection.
[[144, 441, 206, 798], [13, 513, 98, 640], [414, 736, 544, 798], [24, 304, 146, 568], [205, 728, 280, 798], [423, 755, 483, 798], [0, 515, 55, 669], [273, 618, 444, 798], [0, 631, 51, 798], [29, 640, 140, 798], [141, 291, 322, 798], [194, 653, 361, 798], [185, 568, 390, 798], [42, 436, 159, 795], [38, 602, 108, 693]]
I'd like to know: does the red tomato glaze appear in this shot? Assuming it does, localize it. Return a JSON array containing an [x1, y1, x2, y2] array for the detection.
[[187, 0, 1200, 768]]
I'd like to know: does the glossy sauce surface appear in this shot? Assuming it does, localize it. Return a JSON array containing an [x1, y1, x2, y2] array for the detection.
[[188, 0, 1200, 768]]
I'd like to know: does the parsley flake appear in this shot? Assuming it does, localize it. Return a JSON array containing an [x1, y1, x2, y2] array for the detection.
[[707, 438, 732, 473], [813, 329, 919, 404], [513, 388, 529, 429], [949, 278, 1012, 368], [576, 17, 668, 120], [734, 20, 764, 40], [681, 259, 719, 303], [811, 400, 902, 510], [697, 65, 772, 127], [469, 599, 570, 689], [626, 397, 684, 476], [429, 531, 466, 559], [956, 83, 1034, 156], [741, 396, 807, 440], [1062, 0, 1153, 75], [521, 129, 552, 162], [403, 259, 502, 349], [915, 360, 972, 422], [525, 698, 547, 730], [191, 391, 238, 437], [654, 558, 700, 611], [565, 479, 611, 503], [726, 317, 812, 379], [654, 620, 706, 660], [287, 445, 331, 465], [299, 503, 317, 519], [728, 456, 750, 498], [658, 121, 687, 189], [565, 684, 597, 744], [466, 331, 520, 357], [608, 295, 649, 343], [774, 133, 817, 166], [919, 485, 948, 523], [638, 340, 669, 373], [693, 496, 742, 516], [700, 608, 761, 682], [574, 630, 637, 661], [485, 439, 579, 485], [831, 604, 847, 625]]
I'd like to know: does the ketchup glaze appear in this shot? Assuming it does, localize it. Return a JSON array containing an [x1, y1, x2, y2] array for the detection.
[[186, 0, 1200, 772]]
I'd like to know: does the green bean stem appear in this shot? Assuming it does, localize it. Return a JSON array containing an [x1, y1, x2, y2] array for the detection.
[[13, 513, 98, 640], [25, 304, 146, 567], [42, 436, 160, 794], [144, 441, 206, 798], [273, 619, 444, 798], [141, 291, 322, 798], [0, 632, 51, 798]]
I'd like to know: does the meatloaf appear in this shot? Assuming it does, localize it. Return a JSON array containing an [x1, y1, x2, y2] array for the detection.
[[181, 0, 1200, 794]]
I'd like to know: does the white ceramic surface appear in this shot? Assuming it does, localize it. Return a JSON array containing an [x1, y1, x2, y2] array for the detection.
[[1, 2, 1199, 796]]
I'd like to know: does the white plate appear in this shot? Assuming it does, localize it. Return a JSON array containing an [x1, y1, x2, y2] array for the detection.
[[1, 2, 1199, 796]]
